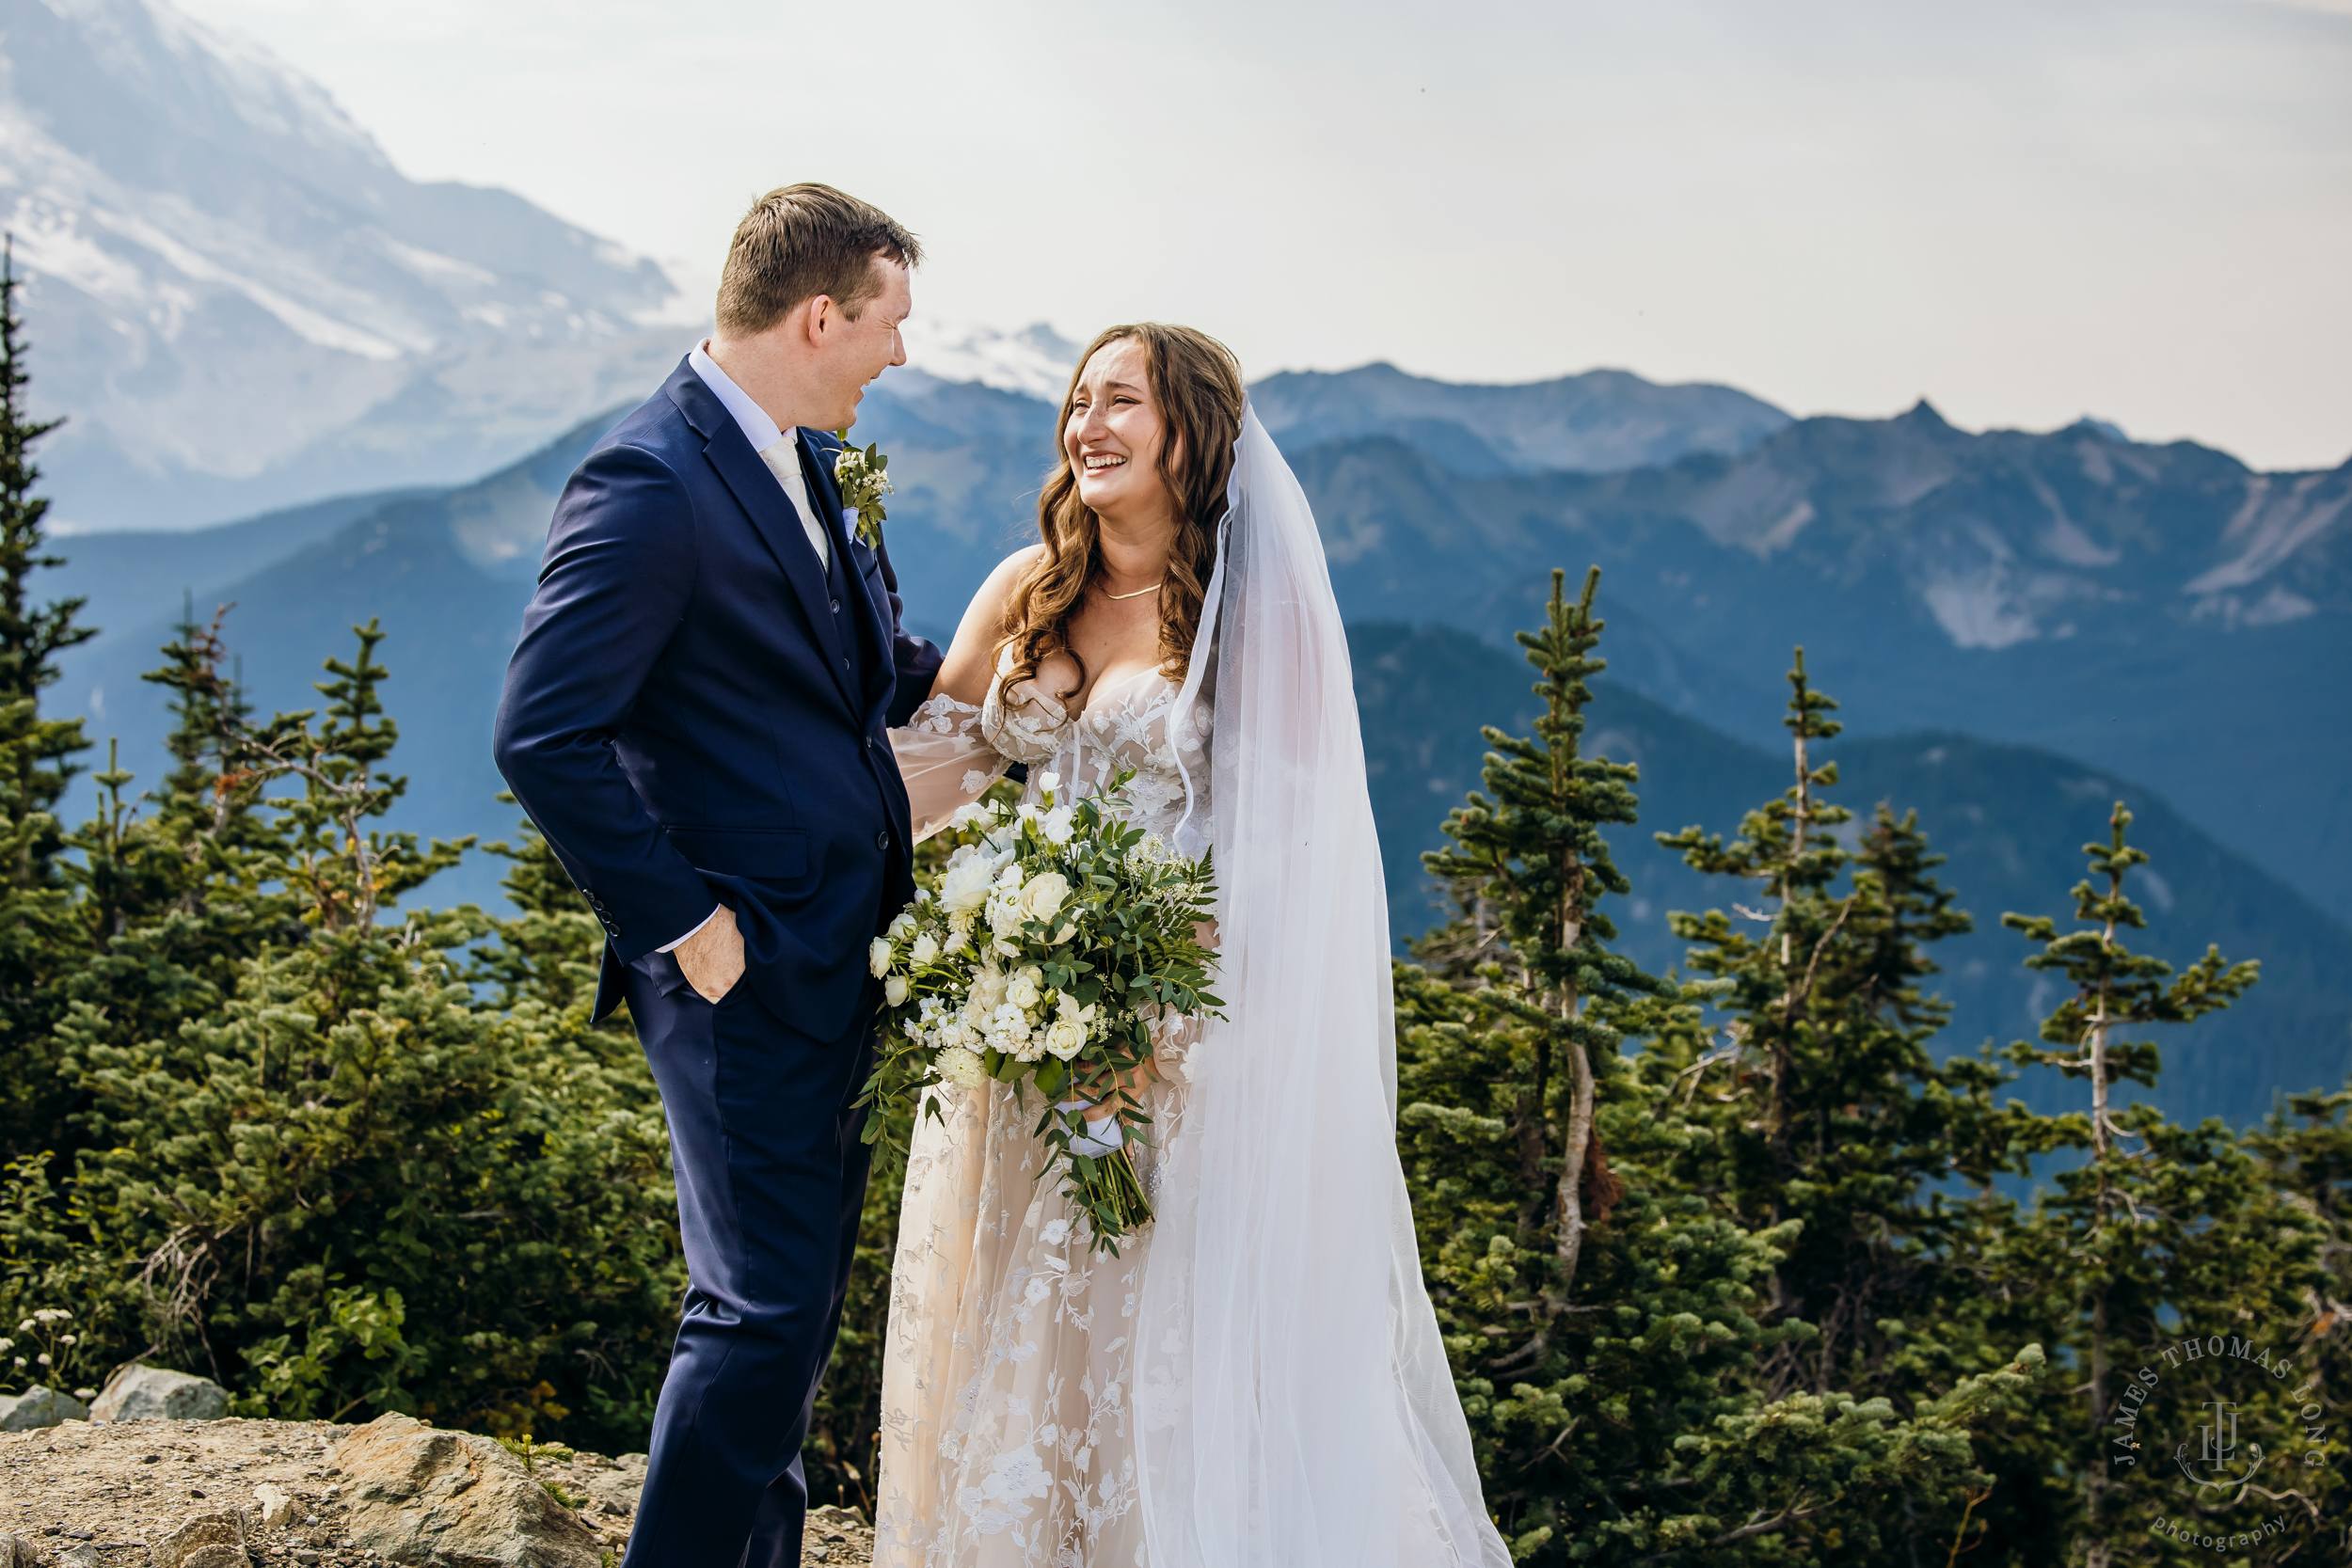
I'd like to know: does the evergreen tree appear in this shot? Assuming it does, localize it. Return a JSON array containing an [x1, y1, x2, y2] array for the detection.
[[1653, 650, 2053, 1560], [1992, 804, 2298, 1565], [0, 625, 685, 1448], [1396, 572, 2042, 1563], [0, 236, 93, 1158]]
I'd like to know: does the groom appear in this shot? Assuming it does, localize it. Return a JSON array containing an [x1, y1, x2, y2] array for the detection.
[[493, 183, 941, 1567]]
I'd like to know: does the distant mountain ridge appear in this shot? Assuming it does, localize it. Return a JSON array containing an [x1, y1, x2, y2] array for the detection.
[[1251, 360, 1790, 475]]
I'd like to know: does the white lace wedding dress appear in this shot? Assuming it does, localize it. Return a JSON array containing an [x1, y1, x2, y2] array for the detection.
[[876, 657, 1208, 1568], [875, 405, 1511, 1568]]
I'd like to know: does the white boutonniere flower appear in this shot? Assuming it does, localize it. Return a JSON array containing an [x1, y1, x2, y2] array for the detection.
[[832, 429, 893, 549]]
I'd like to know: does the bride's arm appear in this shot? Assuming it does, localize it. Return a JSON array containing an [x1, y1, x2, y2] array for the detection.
[[889, 546, 1045, 840], [927, 545, 1043, 708]]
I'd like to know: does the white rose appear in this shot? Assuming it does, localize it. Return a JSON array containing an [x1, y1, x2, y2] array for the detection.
[[1039, 770, 1061, 796], [1041, 805, 1074, 846], [940, 855, 996, 914], [1019, 871, 1071, 923], [910, 933, 940, 965], [1005, 973, 1041, 1012], [937, 1045, 990, 1090], [869, 938, 894, 978], [883, 974, 910, 1006], [887, 911, 916, 939], [1043, 1019, 1086, 1060]]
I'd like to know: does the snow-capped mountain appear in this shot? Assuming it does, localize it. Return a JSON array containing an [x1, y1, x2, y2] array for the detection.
[[899, 319, 1079, 400], [0, 0, 693, 531]]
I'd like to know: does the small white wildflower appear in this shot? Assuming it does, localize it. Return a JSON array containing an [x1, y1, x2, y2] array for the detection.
[[1041, 805, 1074, 846]]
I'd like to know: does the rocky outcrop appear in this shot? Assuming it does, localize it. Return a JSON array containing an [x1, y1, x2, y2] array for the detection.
[[0, 1386, 89, 1432], [329, 1414, 603, 1568], [89, 1367, 228, 1424], [149, 1512, 248, 1568]]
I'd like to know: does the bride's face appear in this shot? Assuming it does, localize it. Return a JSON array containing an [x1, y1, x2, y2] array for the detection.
[[1066, 340, 1176, 525]]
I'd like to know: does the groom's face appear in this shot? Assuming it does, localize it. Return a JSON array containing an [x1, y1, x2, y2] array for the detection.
[[815, 256, 913, 431]]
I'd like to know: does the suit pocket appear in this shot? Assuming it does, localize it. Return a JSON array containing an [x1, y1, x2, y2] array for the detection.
[[664, 826, 809, 879]]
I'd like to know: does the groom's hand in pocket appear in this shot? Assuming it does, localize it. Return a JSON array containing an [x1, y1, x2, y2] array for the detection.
[[675, 905, 745, 1003]]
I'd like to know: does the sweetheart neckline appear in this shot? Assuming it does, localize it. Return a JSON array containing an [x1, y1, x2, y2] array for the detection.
[[993, 663, 1175, 730]]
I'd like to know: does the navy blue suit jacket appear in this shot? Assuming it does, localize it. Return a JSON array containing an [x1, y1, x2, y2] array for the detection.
[[493, 357, 944, 1037]]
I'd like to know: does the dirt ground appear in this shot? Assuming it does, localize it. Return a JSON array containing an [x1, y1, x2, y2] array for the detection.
[[0, 1418, 874, 1566]]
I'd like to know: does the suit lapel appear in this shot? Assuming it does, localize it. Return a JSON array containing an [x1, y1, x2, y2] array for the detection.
[[799, 431, 894, 710], [704, 430, 859, 712]]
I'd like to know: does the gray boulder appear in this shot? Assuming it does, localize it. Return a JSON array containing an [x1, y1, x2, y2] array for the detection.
[[331, 1413, 602, 1567], [89, 1364, 228, 1423], [0, 1384, 90, 1431]]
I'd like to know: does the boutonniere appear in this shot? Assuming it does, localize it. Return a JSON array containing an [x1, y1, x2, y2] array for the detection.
[[832, 430, 893, 550]]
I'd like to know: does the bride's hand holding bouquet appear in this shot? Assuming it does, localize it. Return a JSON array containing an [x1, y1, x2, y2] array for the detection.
[[859, 769, 1221, 1255]]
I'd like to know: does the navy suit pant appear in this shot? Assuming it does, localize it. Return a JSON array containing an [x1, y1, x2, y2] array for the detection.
[[619, 950, 875, 1568]]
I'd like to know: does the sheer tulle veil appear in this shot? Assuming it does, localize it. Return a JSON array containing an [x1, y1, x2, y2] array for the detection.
[[1138, 406, 1512, 1566]]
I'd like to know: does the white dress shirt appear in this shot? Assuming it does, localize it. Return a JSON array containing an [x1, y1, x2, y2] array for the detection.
[[659, 344, 838, 956]]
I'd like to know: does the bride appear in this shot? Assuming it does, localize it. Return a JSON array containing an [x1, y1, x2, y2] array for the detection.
[[875, 324, 1510, 1568]]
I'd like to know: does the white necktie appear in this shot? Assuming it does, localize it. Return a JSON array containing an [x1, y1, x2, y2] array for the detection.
[[756, 436, 831, 571]]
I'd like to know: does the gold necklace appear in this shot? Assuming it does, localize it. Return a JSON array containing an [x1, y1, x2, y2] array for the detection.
[[1103, 580, 1164, 601]]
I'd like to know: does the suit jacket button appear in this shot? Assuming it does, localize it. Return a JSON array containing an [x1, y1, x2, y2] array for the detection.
[[831, 597, 841, 613], [874, 831, 890, 851]]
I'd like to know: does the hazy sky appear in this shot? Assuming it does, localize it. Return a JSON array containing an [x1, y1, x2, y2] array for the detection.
[[179, 0, 2352, 469]]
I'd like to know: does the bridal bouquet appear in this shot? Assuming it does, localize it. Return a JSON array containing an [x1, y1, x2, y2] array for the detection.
[[860, 771, 1220, 1254]]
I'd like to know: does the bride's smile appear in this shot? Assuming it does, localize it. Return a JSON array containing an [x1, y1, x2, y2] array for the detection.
[[1067, 338, 1172, 535]]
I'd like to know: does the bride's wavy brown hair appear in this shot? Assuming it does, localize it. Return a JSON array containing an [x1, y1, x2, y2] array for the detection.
[[1000, 324, 1246, 703]]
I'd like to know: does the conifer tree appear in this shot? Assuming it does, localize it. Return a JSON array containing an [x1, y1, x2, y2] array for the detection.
[[1647, 649, 2065, 1561], [1419, 567, 1677, 1301], [29, 625, 681, 1443], [0, 237, 93, 1157], [1994, 804, 2290, 1565], [1397, 572, 2043, 1563]]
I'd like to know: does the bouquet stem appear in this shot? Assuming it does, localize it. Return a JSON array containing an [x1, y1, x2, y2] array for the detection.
[[1068, 1144, 1154, 1254]]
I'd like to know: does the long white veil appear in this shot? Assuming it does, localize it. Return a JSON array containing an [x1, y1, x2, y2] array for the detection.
[[1137, 406, 1512, 1567]]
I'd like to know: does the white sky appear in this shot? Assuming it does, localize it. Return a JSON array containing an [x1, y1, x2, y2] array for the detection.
[[177, 0, 2352, 469]]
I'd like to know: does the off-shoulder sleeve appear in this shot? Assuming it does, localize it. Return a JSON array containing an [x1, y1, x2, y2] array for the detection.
[[890, 694, 1010, 842]]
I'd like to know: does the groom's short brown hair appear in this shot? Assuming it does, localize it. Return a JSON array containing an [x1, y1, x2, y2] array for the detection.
[[715, 183, 923, 337]]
